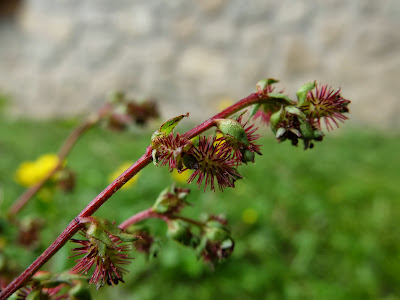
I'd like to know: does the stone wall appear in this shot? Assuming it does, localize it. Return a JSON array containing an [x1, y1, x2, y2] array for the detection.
[[0, 0, 399, 128]]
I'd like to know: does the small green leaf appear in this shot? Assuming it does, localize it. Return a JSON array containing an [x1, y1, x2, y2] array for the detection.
[[296, 81, 315, 106], [158, 113, 189, 136], [256, 78, 279, 93], [276, 127, 286, 139], [268, 93, 294, 105], [249, 103, 261, 118], [270, 106, 284, 128], [285, 106, 306, 119], [299, 119, 315, 139], [152, 186, 171, 213]]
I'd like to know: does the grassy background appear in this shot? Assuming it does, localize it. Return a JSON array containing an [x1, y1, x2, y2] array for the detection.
[[1, 117, 400, 300]]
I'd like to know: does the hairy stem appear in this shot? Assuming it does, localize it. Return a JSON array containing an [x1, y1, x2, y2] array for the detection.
[[0, 92, 268, 299]]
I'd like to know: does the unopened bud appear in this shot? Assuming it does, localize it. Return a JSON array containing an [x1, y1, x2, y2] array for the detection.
[[167, 220, 198, 247], [182, 153, 199, 170], [152, 186, 190, 214], [241, 149, 255, 164], [205, 221, 230, 242], [215, 119, 249, 146]]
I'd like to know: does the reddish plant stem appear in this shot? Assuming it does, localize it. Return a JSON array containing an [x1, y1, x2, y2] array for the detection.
[[182, 92, 263, 139], [8, 113, 104, 218], [78, 147, 154, 218], [119, 208, 169, 229], [0, 149, 153, 300], [118, 209, 205, 230], [0, 218, 82, 300], [0, 92, 269, 299]]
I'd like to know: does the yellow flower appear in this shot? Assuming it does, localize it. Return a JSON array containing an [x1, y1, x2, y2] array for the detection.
[[241, 208, 259, 225], [217, 97, 235, 112], [15, 154, 60, 187], [171, 169, 191, 184], [108, 162, 139, 189]]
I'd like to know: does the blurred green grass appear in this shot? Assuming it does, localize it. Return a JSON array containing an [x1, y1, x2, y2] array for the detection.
[[1, 118, 400, 300]]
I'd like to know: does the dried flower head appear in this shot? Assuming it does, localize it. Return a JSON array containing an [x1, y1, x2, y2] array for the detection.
[[70, 230, 133, 289], [199, 218, 235, 266], [152, 133, 194, 172], [127, 100, 159, 125], [302, 83, 350, 130], [188, 136, 242, 191], [13, 271, 75, 300]]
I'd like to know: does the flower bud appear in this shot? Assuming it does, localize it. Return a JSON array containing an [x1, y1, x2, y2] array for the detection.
[[167, 220, 199, 248], [299, 119, 323, 140], [205, 220, 230, 242], [215, 119, 249, 146], [198, 220, 235, 265], [152, 186, 190, 214], [182, 153, 199, 170], [240, 149, 255, 164]]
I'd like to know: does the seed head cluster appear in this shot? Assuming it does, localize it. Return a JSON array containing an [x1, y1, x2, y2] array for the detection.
[[70, 231, 132, 289], [153, 116, 262, 191]]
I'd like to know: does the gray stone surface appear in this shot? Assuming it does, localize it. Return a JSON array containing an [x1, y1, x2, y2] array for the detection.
[[0, 0, 399, 128]]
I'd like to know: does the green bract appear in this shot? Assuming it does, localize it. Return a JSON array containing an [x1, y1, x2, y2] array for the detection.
[[267, 93, 294, 105], [151, 113, 189, 146], [296, 81, 315, 106], [216, 119, 249, 146], [256, 78, 279, 93]]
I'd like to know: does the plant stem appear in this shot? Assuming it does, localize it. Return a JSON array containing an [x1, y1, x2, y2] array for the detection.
[[0, 92, 269, 299], [182, 92, 263, 139], [0, 218, 82, 300], [119, 208, 168, 229]]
